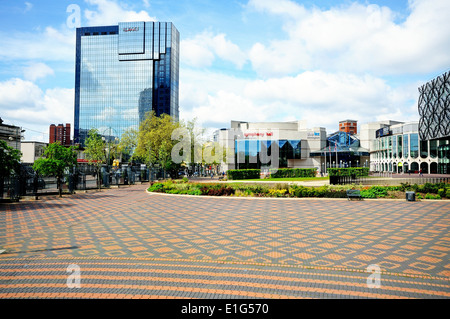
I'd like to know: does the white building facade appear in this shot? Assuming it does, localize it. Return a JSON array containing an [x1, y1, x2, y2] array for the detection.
[[370, 122, 439, 174], [20, 141, 47, 164]]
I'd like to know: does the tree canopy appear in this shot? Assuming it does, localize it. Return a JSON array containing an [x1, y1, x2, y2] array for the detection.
[[33, 142, 77, 196], [0, 140, 21, 178], [135, 111, 181, 174]]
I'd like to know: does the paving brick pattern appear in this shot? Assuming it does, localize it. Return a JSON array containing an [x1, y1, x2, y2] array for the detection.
[[0, 184, 449, 299]]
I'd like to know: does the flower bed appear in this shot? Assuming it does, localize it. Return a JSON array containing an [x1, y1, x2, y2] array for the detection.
[[148, 180, 450, 199]]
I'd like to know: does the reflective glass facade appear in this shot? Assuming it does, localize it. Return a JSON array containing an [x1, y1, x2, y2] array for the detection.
[[235, 139, 301, 169], [372, 128, 442, 174], [74, 22, 179, 145]]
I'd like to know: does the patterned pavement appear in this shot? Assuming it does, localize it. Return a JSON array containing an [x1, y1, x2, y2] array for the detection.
[[0, 184, 449, 299]]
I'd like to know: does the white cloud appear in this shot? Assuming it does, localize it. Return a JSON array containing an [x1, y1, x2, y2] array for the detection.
[[24, 2, 33, 12], [0, 78, 73, 140], [23, 63, 54, 81], [84, 0, 155, 26], [180, 69, 420, 132], [247, 0, 450, 76], [181, 32, 247, 69], [0, 27, 75, 62]]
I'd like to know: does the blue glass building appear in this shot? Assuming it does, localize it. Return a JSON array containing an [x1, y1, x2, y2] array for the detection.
[[74, 22, 179, 146]]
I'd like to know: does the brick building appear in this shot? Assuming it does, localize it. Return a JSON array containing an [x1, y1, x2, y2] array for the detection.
[[49, 123, 71, 146], [339, 120, 358, 135]]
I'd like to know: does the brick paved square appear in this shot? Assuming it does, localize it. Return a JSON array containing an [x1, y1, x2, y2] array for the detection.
[[1, 184, 449, 299]]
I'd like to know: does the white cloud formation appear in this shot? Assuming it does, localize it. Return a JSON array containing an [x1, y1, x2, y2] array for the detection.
[[180, 69, 420, 132], [23, 63, 54, 81], [0, 27, 75, 62], [181, 32, 247, 69], [0, 78, 73, 140], [84, 0, 155, 26], [247, 0, 450, 77]]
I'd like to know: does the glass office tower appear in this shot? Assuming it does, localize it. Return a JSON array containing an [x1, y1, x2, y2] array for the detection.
[[74, 22, 179, 146]]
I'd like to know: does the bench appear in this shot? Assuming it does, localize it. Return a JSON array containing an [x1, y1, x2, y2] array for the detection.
[[346, 189, 362, 201], [218, 176, 224, 181]]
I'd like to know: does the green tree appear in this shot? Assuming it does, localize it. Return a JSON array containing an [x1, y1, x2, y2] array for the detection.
[[83, 128, 106, 189], [135, 111, 181, 178], [185, 118, 205, 169], [33, 142, 77, 197], [0, 140, 22, 199], [118, 128, 138, 163]]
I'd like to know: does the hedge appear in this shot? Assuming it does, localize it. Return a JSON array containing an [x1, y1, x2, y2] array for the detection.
[[227, 169, 261, 180], [327, 167, 369, 177], [269, 168, 317, 178]]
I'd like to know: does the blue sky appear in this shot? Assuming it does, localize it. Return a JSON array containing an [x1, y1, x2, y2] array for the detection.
[[0, 0, 449, 141]]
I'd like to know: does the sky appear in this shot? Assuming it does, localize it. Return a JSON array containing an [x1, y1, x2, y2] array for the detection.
[[0, 0, 449, 142]]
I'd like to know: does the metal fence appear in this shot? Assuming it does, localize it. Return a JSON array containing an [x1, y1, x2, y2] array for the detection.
[[0, 164, 167, 202]]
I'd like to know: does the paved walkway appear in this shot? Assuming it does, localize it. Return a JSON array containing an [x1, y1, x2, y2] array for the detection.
[[0, 184, 449, 299]]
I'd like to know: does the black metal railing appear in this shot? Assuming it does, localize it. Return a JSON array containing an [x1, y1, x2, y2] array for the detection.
[[0, 164, 167, 201]]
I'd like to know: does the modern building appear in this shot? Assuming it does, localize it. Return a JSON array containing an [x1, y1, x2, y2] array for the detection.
[[309, 131, 370, 171], [49, 124, 71, 146], [418, 70, 450, 174], [215, 121, 327, 172], [21, 141, 48, 164], [74, 21, 180, 146], [370, 121, 439, 174], [0, 118, 24, 151], [339, 119, 358, 135]]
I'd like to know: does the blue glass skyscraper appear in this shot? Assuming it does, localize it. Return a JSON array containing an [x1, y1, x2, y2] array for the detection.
[[74, 21, 179, 145]]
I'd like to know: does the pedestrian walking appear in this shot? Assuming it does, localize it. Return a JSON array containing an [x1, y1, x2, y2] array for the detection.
[[419, 169, 423, 177]]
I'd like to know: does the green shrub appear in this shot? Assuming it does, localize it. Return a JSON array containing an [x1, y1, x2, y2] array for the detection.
[[269, 168, 317, 178], [425, 193, 441, 200], [227, 169, 261, 180], [399, 182, 412, 192], [148, 183, 165, 192], [327, 167, 369, 177], [438, 189, 446, 198], [187, 188, 202, 196], [360, 186, 388, 198], [268, 189, 287, 197], [446, 188, 450, 198], [182, 177, 189, 183]]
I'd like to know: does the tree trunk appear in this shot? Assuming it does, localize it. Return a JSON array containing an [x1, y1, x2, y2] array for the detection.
[[98, 166, 101, 190], [58, 176, 62, 197]]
